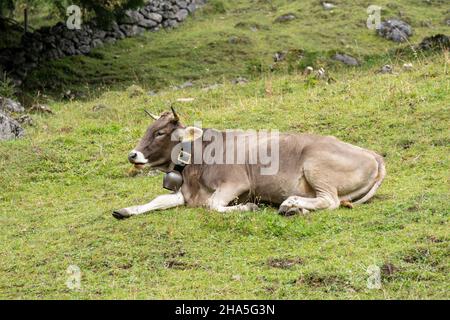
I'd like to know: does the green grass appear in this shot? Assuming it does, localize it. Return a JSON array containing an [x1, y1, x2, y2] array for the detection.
[[0, 0, 449, 299]]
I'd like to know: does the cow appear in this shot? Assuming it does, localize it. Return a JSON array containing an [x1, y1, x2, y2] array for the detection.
[[112, 108, 385, 219]]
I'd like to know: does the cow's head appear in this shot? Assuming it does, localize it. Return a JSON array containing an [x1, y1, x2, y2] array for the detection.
[[128, 108, 202, 172]]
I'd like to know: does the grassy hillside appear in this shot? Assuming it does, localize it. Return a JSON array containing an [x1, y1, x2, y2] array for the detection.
[[24, 0, 449, 95], [0, 0, 449, 299]]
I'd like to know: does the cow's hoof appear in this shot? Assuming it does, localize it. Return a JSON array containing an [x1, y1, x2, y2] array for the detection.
[[278, 206, 309, 216], [278, 206, 299, 216], [112, 209, 132, 220]]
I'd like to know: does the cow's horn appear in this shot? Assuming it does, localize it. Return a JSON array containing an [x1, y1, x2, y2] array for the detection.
[[171, 106, 179, 122], [144, 109, 159, 120]]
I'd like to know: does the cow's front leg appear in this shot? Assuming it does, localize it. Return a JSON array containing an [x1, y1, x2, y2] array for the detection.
[[113, 191, 184, 219], [207, 186, 258, 213]]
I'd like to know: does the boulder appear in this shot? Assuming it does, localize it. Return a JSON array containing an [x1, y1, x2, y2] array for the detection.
[[0, 111, 24, 141], [78, 45, 91, 54], [143, 12, 163, 23], [139, 18, 158, 28], [379, 65, 393, 74], [93, 30, 107, 39], [0, 97, 25, 113], [176, 1, 188, 9], [60, 39, 76, 55], [120, 24, 142, 37], [417, 34, 449, 51], [377, 19, 413, 42], [322, 2, 336, 10], [275, 13, 297, 23], [92, 39, 104, 48], [187, 3, 196, 13], [175, 9, 189, 22], [120, 10, 145, 25], [332, 53, 359, 66]]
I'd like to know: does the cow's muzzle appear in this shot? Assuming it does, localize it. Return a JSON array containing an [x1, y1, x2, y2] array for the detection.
[[128, 150, 148, 166]]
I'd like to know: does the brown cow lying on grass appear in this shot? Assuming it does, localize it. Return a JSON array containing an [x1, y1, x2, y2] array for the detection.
[[113, 108, 385, 219]]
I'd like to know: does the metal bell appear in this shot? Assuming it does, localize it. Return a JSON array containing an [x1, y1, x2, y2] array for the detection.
[[163, 171, 183, 191]]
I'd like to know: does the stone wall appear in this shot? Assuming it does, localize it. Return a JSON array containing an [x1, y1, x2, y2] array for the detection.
[[0, 0, 205, 85]]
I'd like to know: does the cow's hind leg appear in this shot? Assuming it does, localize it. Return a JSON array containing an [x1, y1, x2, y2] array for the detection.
[[113, 191, 184, 219], [278, 191, 340, 216], [208, 185, 258, 213]]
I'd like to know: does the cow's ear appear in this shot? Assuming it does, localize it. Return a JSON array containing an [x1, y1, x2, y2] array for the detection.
[[172, 127, 203, 142], [182, 127, 203, 142]]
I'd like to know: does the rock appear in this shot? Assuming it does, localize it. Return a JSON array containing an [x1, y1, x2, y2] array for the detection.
[[377, 19, 413, 42], [417, 34, 449, 51], [92, 39, 104, 48], [176, 97, 195, 102], [60, 39, 76, 55], [315, 67, 327, 79], [163, 19, 179, 28], [273, 51, 287, 62], [0, 97, 24, 113], [228, 35, 251, 45], [93, 30, 106, 39], [403, 63, 413, 71], [62, 90, 76, 100], [139, 18, 158, 28], [232, 77, 248, 85], [379, 64, 393, 74], [92, 104, 108, 112], [144, 12, 163, 23], [120, 10, 144, 24], [322, 2, 336, 10], [78, 45, 91, 54], [0, 111, 24, 141], [202, 84, 221, 91], [178, 81, 194, 89], [104, 37, 117, 44], [332, 53, 360, 66], [304, 66, 314, 75], [175, 9, 189, 22], [187, 3, 196, 13], [120, 24, 142, 37], [176, 0, 188, 9], [275, 13, 297, 23]]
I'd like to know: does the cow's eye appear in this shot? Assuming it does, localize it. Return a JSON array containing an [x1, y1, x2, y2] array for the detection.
[[155, 130, 165, 137]]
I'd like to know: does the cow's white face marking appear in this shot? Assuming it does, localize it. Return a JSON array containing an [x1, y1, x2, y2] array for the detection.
[[129, 150, 148, 164]]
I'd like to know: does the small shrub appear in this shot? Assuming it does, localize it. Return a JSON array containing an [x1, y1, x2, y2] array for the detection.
[[202, 0, 227, 14], [0, 72, 16, 98]]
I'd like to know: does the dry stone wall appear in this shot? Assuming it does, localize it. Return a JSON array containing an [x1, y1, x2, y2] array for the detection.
[[0, 0, 205, 85]]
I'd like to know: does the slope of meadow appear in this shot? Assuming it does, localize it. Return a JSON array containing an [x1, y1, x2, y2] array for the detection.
[[0, 0, 449, 299], [23, 0, 450, 95]]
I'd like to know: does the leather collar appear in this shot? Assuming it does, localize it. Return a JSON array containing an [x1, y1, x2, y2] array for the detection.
[[173, 140, 192, 173]]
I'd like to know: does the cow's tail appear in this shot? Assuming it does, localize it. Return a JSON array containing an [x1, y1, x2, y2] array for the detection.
[[353, 154, 386, 205]]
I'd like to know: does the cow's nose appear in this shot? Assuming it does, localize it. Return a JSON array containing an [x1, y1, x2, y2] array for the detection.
[[128, 151, 138, 162]]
